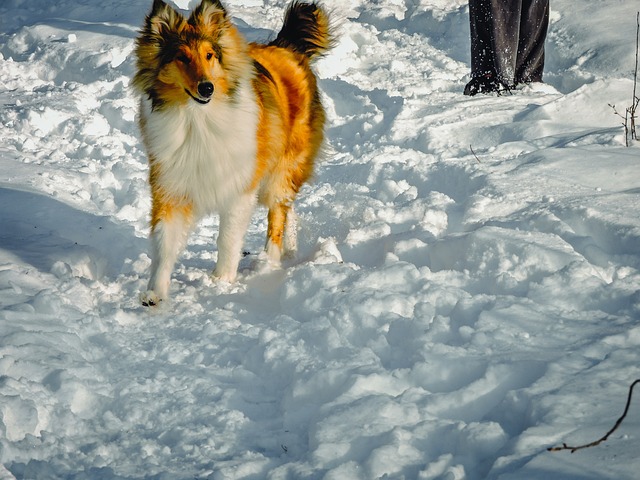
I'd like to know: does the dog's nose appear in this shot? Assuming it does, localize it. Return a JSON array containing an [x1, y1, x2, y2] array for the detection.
[[197, 81, 214, 98]]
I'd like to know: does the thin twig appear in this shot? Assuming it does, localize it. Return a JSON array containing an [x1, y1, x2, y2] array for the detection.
[[469, 144, 481, 163], [630, 12, 639, 141], [609, 12, 639, 146], [548, 379, 640, 453], [609, 103, 630, 146]]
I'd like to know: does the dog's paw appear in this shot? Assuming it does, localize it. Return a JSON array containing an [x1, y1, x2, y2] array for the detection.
[[211, 265, 238, 283], [140, 290, 163, 307], [265, 239, 283, 265], [211, 269, 237, 284], [251, 250, 283, 275]]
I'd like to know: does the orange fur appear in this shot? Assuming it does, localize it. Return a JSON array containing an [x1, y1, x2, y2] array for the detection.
[[249, 44, 325, 247], [133, 0, 333, 304], [148, 163, 193, 229]]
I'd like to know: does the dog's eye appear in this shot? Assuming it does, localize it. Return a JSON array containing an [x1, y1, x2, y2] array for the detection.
[[206, 52, 214, 61], [177, 54, 191, 65]]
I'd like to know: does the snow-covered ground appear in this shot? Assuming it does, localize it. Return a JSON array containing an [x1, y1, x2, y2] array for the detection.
[[1, 0, 640, 478]]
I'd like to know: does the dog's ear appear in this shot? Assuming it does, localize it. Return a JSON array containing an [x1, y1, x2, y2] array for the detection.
[[146, 0, 185, 36], [150, 0, 168, 16], [189, 0, 228, 30]]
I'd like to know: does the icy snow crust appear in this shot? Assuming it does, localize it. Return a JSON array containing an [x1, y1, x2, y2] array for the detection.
[[1, 0, 640, 478]]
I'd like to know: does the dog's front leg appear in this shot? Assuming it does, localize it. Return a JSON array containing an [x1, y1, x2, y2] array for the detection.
[[142, 205, 193, 306], [213, 192, 257, 283]]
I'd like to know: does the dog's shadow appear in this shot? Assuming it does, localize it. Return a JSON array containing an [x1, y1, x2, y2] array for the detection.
[[0, 186, 145, 282]]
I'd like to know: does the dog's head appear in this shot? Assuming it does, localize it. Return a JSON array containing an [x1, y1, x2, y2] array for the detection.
[[133, 0, 249, 108]]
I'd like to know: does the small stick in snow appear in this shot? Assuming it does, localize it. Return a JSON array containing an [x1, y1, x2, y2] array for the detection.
[[548, 378, 640, 453], [470, 145, 481, 163]]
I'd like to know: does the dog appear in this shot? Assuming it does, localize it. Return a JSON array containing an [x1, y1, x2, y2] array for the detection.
[[132, 0, 333, 306]]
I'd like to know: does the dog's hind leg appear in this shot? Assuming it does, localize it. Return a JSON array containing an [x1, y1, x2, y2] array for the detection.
[[265, 201, 298, 263], [213, 192, 257, 283], [142, 204, 193, 306], [282, 206, 298, 259]]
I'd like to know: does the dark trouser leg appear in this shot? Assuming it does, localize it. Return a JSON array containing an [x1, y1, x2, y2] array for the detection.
[[515, 0, 549, 83], [488, 0, 522, 86], [469, 0, 497, 78], [468, 0, 523, 87]]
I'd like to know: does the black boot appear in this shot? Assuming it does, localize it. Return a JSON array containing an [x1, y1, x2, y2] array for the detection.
[[464, 74, 512, 96]]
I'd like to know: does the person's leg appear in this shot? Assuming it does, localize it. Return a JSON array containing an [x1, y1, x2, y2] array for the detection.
[[515, 0, 549, 83], [468, 0, 496, 79], [489, 0, 522, 87], [465, 0, 521, 95]]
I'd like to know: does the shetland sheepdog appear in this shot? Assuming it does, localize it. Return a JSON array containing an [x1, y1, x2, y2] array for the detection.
[[133, 0, 333, 306]]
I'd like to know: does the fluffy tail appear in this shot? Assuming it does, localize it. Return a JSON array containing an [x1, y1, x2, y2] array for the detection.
[[270, 1, 334, 60]]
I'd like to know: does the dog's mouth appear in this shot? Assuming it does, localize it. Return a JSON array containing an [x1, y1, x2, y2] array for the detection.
[[185, 89, 211, 105]]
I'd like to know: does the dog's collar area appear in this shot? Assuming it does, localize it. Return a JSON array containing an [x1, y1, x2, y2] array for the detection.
[[185, 89, 211, 104]]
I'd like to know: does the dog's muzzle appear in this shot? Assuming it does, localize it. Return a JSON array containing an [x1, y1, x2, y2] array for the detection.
[[186, 81, 214, 104], [198, 81, 214, 98]]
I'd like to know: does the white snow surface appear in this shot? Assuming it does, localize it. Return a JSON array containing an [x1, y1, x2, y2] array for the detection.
[[1, 0, 640, 478]]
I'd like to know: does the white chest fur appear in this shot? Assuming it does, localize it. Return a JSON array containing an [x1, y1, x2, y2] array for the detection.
[[140, 83, 259, 216]]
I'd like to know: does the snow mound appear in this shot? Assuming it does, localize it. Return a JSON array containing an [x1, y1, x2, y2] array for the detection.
[[1, 0, 639, 478]]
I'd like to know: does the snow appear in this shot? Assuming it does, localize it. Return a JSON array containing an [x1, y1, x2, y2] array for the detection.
[[1, 0, 640, 478]]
